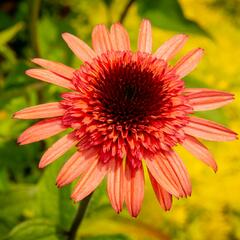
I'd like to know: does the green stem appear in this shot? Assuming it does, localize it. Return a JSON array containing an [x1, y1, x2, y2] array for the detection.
[[68, 193, 93, 240], [119, 0, 135, 23], [29, 0, 41, 57]]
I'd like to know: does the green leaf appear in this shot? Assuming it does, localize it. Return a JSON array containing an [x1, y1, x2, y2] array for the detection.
[[4, 61, 32, 90], [0, 184, 37, 236], [0, 184, 36, 219], [0, 22, 24, 45], [0, 22, 24, 64], [137, 0, 209, 36], [6, 219, 64, 240], [82, 234, 130, 240], [37, 160, 76, 231]]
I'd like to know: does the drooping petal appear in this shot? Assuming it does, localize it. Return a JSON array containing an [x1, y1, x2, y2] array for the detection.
[[92, 25, 113, 54], [146, 151, 191, 198], [62, 32, 97, 62], [110, 23, 130, 51], [184, 116, 237, 141], [182, 135, 217, 171], [107, 159, 124, 213], [125, 161, 144, 217], [154, 34, 188, 61], [56, 149, 98, 187], [26, 69, 75, 90], [186, 89, 234, 111], [39, 132, 78, 168], [138, 19, 152, 53], [18, 117, 66, 145], [71, 160, 108, 202], [146, 157, 180, 197], [149, 172, 172, 211], [164, 150, 192, 197], [172, 48, 204, 78], [14, 102, 65, 119], [31, 58, 75, 79]]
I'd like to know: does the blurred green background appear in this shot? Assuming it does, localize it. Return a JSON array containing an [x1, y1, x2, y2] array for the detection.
[[0, 0, 240, 239]]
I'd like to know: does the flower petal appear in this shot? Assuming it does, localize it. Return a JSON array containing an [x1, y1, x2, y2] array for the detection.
[[154, 34, 188, 61], [107, 159, 124, 213], [172, 48, 204, 78], [184, 116, 237, 141], [146, 151, 191, 198], [149, 171, 172, 211], [182, 135, 217, 171], [92, 24, 113, 54], [18, 117, 66, 145], [26, 69, 75, 90], [31, 58, 75, 79], [164, 150, 192, 197], [125, 161, 144, 217], [14, 102, 65, 119], [110, 23, 131, 51], [146, 157, 180, 197], [138, 19, 152, 53], [186, 89, 234, 111], [71, 160, 108, 202], [39, 132, 78, 168], [62, 32, 97, 62], [56, 149, 98, 187]]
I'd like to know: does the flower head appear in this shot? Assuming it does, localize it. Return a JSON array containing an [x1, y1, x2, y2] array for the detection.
[[14, 20, 237, 217]]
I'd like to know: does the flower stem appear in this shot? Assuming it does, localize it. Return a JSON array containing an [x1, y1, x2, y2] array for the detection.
[[119, 0, 135, 23], [29, 0, 41, 57], [68, 193, 93, 240]]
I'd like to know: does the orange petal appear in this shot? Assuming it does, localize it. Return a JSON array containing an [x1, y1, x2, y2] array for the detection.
[[107, 159, 124, 213], [164, 150, 192, 197], [110, 23, 130, 51], [26, 69, 75, 90], [149, 171, 172, 211], [146, 151, 191, 198], [125, 162, 144, 217], [62, 32, 96, 62], [39, 132, 78, 168], [138, 19, 152, 53], [56, 149, 97, 187], [146, 157, 180, 197], [186, 89, 234, 111], [184, 116, 237, 141], [154, 34, 188, 61], [71, 160, 108, 202], [172, 48, 204, 78], [182, 135, 217, 172], [92, 24, 113, 54], [18, 117, 66, 145], [14, 102, 65, 119], [31, 58, 75, 79]]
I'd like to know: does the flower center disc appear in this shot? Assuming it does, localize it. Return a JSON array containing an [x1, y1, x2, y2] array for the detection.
[[61, 51, 191, 166]]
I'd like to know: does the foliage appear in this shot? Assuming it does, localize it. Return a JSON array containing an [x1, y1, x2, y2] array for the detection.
[[0, 0, 240, 240]]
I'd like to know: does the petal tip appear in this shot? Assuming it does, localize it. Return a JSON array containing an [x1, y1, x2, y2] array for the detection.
[[141, 18, 151, 24], [25, 69, 32, 76], [62, 32, 69, 39], [12, 112, 17, 119], [38, 162, 45, 169], [31, 58, 40, 64], [197, 48, 204, 55]]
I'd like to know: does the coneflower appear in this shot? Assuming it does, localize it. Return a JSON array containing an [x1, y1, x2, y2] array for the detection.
[[14, 20, 237, 217]]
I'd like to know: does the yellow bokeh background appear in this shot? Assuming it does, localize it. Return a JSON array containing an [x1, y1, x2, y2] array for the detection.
[[0, 0, 239, 239]]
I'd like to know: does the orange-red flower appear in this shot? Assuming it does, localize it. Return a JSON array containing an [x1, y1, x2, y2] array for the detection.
[[14, 20, 237, 217]]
